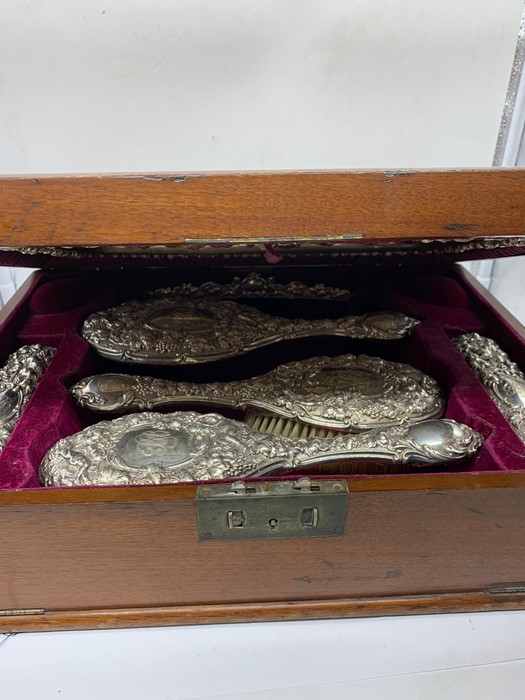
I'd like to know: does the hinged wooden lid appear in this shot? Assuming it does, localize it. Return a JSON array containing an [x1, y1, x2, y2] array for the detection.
[[1, 169, 525, 266]]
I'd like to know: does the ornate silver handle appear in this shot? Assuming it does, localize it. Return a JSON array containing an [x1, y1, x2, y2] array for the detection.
[[39, 412, 483, 486], [82, 295, 418, 365], [455, 332, 525, 438], [71, 354, 443, 432], [0, 345, 55, 451]]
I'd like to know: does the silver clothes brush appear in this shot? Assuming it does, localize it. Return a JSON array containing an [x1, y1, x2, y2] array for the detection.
[[39, 412, 483, 487], [71, 354, 444, 436], [455, 332, 525, 438], [0, 344, 55, 451], [81, 294, 418, 365]]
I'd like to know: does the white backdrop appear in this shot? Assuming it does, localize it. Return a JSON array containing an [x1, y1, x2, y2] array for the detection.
[[0, 0, 523, 174]]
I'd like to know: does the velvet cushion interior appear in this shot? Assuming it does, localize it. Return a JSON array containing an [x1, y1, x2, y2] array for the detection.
[[1, 266, 524, 490]]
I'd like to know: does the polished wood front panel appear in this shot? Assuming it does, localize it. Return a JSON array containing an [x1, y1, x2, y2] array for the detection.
[[1, 476, 525, 626]]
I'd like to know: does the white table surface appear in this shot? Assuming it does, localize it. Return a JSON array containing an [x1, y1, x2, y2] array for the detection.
[[1, 611, 524, 699]]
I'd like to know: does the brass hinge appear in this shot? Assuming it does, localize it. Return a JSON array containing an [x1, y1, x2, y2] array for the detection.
[[487, 585, 525, 595], [196, 477, 348, 541], [0, 608, 45, 617]]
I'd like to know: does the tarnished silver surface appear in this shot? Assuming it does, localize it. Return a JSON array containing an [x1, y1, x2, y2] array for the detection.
[[0, 345, 55, 450], [6, 237, 525, 261], [71, 354, 444, 432], [150, 272, 353, 301], [39, 412, 482, 486], [82, 296, 418, 365], [455, 332, 525, 437]]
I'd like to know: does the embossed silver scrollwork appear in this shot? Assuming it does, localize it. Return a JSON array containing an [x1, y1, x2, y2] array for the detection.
[[39, 412, 483, 486], [4, 237, 525, 260], [455, 332, 525, 438], [0, 345, 55, 450], [148, 272, 354, 301], [81, 296, 419, 365], [71, 354, 444, 432]]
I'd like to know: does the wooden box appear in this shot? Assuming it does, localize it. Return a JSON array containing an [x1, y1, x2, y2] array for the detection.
[[1, 169, 525, 633]]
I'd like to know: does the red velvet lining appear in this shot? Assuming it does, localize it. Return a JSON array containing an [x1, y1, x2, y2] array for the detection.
[[1, 268, 524, 490]]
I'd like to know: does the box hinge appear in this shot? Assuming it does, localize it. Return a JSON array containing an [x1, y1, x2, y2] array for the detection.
[[486, 585, 525, 596], [196, 477, 348, 541], [0, 608, 45, 617]]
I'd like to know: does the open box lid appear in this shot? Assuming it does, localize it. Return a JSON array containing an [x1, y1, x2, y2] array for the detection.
[[1, 4, 524, 269], [1, 169, 525, 268]]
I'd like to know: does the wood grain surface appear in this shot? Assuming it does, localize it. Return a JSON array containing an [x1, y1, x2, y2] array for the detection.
[[1, 169, 525, 246], [1, 482, 525, 626], [2, 592, 525, 633]]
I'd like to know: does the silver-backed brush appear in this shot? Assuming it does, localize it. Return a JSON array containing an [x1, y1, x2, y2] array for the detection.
[[71, 354, 443, 436]]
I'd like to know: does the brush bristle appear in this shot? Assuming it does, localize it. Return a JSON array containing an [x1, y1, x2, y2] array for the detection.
[[297, 460, 421, 475], [244, 413, 339, 439], [242, 414, 446, 474]]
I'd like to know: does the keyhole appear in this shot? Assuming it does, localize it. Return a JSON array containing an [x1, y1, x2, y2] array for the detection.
[[268, 518, 278, 531]]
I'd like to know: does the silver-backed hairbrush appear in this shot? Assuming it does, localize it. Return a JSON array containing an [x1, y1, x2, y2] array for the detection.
[[39, 412, 483, 486], [71, 354, 444, 437]]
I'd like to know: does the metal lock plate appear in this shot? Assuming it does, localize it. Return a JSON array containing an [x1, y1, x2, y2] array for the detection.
[[196, 477, 348, 541]]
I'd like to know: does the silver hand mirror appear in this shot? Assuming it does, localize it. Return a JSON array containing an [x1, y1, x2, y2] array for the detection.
[[82, 295, 418, 365]]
